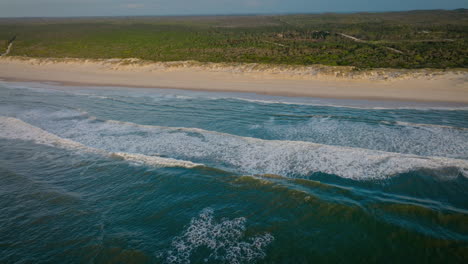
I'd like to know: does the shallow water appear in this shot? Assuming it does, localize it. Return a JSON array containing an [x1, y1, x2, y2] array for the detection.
[[1, 81, 467, 263]]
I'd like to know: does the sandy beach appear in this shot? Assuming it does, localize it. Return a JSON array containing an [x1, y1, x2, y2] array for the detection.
[[1, 56, 467, 102]]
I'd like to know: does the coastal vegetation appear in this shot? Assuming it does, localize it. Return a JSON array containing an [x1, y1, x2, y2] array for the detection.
[[0, 9, 467, 69]]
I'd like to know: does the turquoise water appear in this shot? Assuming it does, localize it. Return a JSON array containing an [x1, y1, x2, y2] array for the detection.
[[0, 81, 467, 263]]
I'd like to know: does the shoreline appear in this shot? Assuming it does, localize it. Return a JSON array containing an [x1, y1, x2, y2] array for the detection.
[[1, 56, 467, 103]]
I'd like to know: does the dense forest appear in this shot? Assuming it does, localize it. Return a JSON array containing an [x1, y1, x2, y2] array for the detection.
[[0, 9, 467, 68]]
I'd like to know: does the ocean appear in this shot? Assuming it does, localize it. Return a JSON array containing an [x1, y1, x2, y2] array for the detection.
[[1, 81, 467, 263]]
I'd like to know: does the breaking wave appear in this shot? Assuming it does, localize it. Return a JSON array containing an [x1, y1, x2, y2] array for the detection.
[[0, 116, 203, 169], [1, 114, 467, 180]]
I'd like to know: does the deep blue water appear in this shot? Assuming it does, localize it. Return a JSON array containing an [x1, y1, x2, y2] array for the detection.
[[1, 81, 467, 263]]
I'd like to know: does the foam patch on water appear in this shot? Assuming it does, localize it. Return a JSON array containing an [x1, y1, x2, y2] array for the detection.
[[161, 208, 273, 264], [0, 116, 203, 169]]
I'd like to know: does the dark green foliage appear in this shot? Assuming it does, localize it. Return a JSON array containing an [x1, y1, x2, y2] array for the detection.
[[0, 9, 467, 68]]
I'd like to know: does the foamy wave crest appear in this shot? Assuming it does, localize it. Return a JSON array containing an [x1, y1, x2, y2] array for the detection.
[[160, 208, 273, 264], [111, 152, 202, 168], [0, 116, 91, 151], [0, 116, 203, 169]]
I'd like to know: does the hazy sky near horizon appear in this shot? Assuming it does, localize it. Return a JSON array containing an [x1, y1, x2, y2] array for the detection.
[[0, 0, 466, 17]]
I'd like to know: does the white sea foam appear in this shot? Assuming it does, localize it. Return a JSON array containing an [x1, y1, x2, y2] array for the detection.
[[393, 121, 468, 130], [111, 152, 203, 168], [0, 116, 203, 169], [3, 112, 467, 180], [0, 116, 90, 151], [161, 208, 273, 264]]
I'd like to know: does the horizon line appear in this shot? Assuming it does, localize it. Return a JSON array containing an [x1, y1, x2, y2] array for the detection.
[[0, 8, 466, 19]]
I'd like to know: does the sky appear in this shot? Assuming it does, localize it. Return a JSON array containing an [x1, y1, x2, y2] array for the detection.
[[0, 0, 466, 17]]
